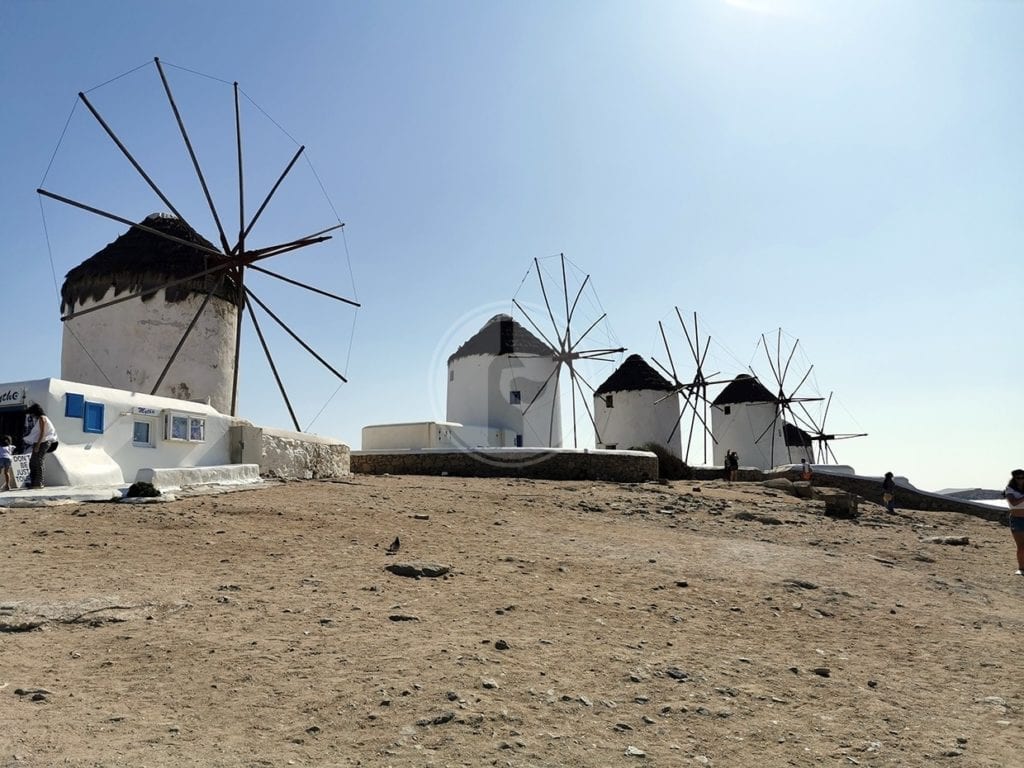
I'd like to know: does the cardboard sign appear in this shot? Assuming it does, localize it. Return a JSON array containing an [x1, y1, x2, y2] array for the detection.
[[11, 454, 30, 488]]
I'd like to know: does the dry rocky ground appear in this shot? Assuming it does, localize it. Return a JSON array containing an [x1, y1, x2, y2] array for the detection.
[[1, 475, 1021, 767]]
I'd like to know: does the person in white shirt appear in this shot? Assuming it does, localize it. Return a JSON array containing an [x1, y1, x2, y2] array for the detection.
[[0, 435, 14, 491], [1004, 469, 1024, 576], [23, 403, 57, 489]]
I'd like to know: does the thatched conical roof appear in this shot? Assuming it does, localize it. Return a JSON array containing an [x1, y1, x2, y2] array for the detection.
[[711, 374, 777, 405], [61, 213, 240, 313], [447, 314, 553, 364], [595, 354, 673, 396]]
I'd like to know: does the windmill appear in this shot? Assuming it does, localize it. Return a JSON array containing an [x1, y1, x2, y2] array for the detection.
[[799, 392, 868, 464], [36, 57, 358, 432], [750, 328, 823, 466], [649, 308, 739, 465], [510, 254, 625, 448]]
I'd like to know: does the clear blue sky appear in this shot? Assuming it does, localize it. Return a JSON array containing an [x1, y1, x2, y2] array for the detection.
[[2, 0, 1020, 492]]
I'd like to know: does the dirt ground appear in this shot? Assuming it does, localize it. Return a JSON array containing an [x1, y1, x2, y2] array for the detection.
[[1, 475, 1020, 767]]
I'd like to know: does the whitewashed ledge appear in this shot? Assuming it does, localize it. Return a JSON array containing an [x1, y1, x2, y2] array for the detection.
[[135, 463, 262, 491]]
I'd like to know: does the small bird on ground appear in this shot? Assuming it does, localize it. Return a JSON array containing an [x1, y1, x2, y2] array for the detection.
[[386, 536, 400, 555]]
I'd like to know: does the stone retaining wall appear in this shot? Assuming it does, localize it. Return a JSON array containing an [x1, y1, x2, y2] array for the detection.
[[352, 449, 658, 483], [690, 465, 1003, 522], [787, 469, 1005, 523]]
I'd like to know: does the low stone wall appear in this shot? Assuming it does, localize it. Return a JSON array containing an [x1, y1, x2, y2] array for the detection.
[[771, 468, 1005, 523], [260, 427, 350, 480], [688, 465, 1002, 522], [137, 464, 261, 491], [352, 448, 658, 483]]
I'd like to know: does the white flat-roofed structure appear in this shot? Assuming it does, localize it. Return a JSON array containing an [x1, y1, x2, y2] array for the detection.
[[361, 421, 517, 451], [0, 377, 349, 490]]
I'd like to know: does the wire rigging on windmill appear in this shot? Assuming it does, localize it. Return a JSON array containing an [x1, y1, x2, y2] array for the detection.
[[36, 57, 360, 434]]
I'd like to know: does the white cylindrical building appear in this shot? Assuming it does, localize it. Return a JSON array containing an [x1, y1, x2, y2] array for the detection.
[[593, 354, 681, 456], [446, 314, 560, 447], [710, 374, 813, 470], [60, 213, 240, 415]]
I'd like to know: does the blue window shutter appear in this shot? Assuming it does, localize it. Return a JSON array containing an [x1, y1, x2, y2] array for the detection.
[[83, 401, 105, 434], [65, 393, 85, 418]]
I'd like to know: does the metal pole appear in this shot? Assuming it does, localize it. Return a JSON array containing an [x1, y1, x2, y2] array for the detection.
[[78, 91, 190, 226], [244, 295, 301, 431], [154, 57, 231, 253]]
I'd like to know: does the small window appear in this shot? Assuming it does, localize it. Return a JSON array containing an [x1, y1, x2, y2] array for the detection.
[[606, 444, 617, 450], [65, 393, 85, 418], [83, 401, 105, 434], [723, 405, 731, 415], [509, 390, 522, 405], [449, 369, 454, 382], [605, 395, 614, 408], [169, 415, 189, 440], [515, 434, 523, 447], [132, 420, 155, 448], [165, 412, 206, 443]]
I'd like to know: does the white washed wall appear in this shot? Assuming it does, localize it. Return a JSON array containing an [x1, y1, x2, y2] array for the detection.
[[594, 388, 682, 457], [446, 354, 561, 447], [0, 378, 231, 485], [61, 287, 238, 414]]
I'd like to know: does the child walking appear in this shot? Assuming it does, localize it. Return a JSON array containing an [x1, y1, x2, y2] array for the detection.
[[0, 435, 15, 491]]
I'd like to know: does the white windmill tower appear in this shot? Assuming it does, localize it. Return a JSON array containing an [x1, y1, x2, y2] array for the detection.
[[39, 57, 359, 431], [593, 354, 681, 455], [60, 213, 241, 413], [446, 314, 561, 447], [710, 330, 820, 470]]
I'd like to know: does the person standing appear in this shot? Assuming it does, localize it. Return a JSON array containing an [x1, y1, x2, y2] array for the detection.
[[1003, 469, 1024, 576], [725, 450, 739, 483], [800, 458, 813, 482], [23, 403, 57, 489], [0, 435, 15, 491], [881, 471, 896, 513]]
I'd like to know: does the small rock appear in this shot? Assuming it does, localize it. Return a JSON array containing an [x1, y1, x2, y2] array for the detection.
[[782, 579, 819, 590], [481, 678, 499, 689], [385, 563, 451, 578], [494, 639, 510, 651], [812, 667, 831, 677], [625, 745, 646, 757], [388, 614, 419, 622], [665, 667, 689, 680], [413, 514, 429, 520], [926, 536, 969, 546], [446, 691, 459, 701]]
